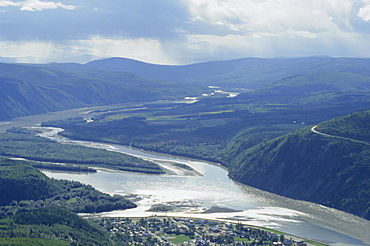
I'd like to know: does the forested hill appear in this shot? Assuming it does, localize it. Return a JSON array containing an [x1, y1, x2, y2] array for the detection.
[[315, 110, 370, 143], [227, 110, 370, 220], [0, 158, 136, 214], [0, 62, 206, 120], [86, 56, 370, 89]]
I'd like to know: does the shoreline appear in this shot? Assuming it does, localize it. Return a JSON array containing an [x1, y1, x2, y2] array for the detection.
[[83, 214, 329, 246]]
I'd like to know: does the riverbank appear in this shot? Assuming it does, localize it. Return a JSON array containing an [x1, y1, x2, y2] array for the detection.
[[1, 106, 369, 246], [34, 126, 204, 176], [85, 215, 328, 246]]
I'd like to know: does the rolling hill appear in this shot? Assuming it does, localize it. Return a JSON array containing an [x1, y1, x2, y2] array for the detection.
[[1, 57, 370, 120], [86, 56, 370, 89], [227, 110, 370, 219]]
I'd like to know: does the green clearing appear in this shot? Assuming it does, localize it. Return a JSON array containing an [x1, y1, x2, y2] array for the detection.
[[168, 235, 191, 243], [233, 237, 252, 242], [66, 197, 77, 204]]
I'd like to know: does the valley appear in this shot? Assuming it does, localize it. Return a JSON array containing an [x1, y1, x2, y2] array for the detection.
[[0, 56, 369, 245], [0, 100, 368, 246]]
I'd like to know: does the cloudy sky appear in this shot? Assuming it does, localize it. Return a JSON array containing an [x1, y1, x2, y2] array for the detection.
[[1, 0, 370, 64]]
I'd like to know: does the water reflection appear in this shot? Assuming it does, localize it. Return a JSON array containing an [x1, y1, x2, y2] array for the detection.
[[42, 141, 370, 246]]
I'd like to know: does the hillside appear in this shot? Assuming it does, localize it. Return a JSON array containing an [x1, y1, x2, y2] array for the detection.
[[0, 158, 135, 244], [86, 56, 370, 89], [315, 110, 370, 143], [0, 62, 206, 120], [227, 110, 370, 219], [0, 77, 84, 119], [0, 159, 62, 205]]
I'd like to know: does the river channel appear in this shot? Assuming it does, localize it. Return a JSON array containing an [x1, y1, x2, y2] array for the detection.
[[0, 104, 369, 246]]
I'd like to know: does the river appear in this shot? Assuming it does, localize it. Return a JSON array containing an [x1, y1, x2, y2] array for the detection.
[[1, 105, 369, 246]]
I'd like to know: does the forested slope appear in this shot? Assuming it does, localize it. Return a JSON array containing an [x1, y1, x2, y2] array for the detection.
[[0, 77, 84, 119], [0, 207, 115, 245], [315, 110, 370, 143], [0, 157, 139, 244], [0, 159, 62, 205], [0, 158, 136, 214], [0, 62, 206, 120], [227, 110, 370, 219]]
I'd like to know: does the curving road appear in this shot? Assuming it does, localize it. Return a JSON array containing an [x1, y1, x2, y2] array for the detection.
[[311, 125, 369, 145], [310, 125, 332, 137]]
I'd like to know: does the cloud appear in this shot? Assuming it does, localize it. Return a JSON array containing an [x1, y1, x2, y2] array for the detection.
[[177, 29, 370, 61], [0, 0, 18, 7], [0, 40, 56, 63], [358, 2, 370, 21], [0, 0, 370, 64], [185, 0, 356, 35], [0, 0, 76, 11], [21, 0, 76, 11], [0, 36, 177, 64], [75, 36, 177, 64]]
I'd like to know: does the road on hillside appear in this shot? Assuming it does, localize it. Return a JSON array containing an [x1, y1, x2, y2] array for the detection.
[[311, 125, 369, 145]]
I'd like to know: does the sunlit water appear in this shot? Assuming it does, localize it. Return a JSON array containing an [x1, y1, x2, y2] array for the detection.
[[41, 138, 370, 246], [1, 105, 369, 246]]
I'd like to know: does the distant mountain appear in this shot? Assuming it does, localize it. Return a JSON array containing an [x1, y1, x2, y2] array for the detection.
[[227, 110, 370, 219], [2, 56, 370, 121], [86, 56, 370, 89], [0, 62, 206, 120], [86, 57, 248, 86], [238, 71, 370, 104]]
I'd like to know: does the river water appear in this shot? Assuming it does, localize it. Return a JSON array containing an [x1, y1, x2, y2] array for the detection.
[[1, 105, 369, 246]]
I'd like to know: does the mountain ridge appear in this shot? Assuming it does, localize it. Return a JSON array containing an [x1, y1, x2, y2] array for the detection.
[[86, 56, 370, 89]]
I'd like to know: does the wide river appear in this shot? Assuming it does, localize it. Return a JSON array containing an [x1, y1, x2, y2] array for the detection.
[[1, 103, 369, 246]]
